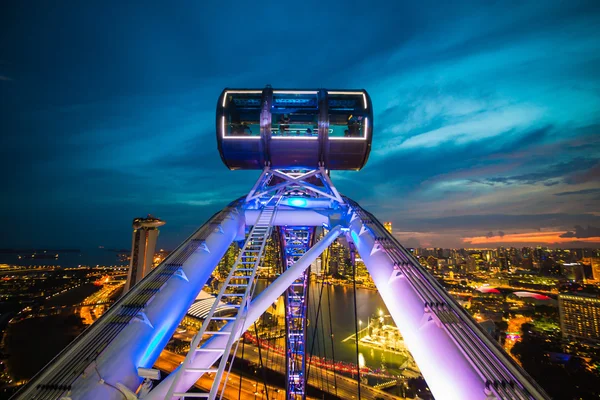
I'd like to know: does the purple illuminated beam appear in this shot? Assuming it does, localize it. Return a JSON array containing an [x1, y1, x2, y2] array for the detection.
[[346, 206, 548, 400], [145, 225, 344, 400]]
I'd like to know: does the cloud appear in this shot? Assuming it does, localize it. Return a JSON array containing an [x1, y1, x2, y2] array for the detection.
[[464, 231, 600, 245], [2, 0, 600, 250], [543, 181, 560, 187], [482, 158, 598, 186], [0, 75, 12, 81], [566, 163, 600, 185], [560, 225, 600, 238], [554, 188, 600, 196], [381, 213, 600, 234], [378, 101, 545, 155]]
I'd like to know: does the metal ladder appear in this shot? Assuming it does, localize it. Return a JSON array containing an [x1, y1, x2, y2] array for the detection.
[[166, 205, 277, 399]]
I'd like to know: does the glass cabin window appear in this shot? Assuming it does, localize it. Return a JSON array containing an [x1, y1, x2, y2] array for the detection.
[[222, 92, 262, 137], [327, 92, 367, 139], [271, 91, 319, 137]]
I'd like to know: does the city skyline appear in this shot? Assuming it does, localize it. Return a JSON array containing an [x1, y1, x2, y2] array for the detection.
[[1, 1, 599, 250]]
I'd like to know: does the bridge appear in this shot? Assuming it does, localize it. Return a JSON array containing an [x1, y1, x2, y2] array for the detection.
[[12, 87, 549, 400]]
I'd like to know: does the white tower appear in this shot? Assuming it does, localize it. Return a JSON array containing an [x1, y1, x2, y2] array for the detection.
[[123, 215, 166, 293]]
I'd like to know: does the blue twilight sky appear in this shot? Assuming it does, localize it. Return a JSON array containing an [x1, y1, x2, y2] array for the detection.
[[0, 1, 599, 252]]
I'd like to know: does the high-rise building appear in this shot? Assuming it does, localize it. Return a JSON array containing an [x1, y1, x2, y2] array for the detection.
[[562, 263, 585, 283], [384, 221, 392, 233], [558, 293, 600, 342], [591, 257, 600, 281], [327, 237, 350, 276], [124, 215, 166, 293]]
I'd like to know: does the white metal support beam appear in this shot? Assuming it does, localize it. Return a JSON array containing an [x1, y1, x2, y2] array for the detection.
[[245, 167, 343, 203], [245, 167, 271, 203], [345, 200, 549, 400], [144, 225, 344, 400], [317, 167, 344, 204]]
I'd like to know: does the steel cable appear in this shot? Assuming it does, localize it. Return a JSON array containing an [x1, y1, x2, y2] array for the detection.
[[351, 243, 362, 400]]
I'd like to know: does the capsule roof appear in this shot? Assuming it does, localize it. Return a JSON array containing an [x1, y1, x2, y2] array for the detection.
[[216, 87, 373, 170]]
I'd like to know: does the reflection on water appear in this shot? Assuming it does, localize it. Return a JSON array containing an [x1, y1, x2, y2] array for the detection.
[[255, 279, 407, 373], [358, 352, 365, 368]]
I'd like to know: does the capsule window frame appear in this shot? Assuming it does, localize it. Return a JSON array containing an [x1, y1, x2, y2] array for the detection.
[[327, 91, 369, 141], [270, 90, 320, 140], [221, 90, 262, 140]]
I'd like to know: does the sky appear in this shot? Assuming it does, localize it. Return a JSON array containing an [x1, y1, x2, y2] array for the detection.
[[0, 0, 599, 253]]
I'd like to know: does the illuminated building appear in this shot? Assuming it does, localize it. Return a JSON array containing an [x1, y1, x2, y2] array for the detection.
[[123, 215, 166, 293], [383, 221, 392, 233], [152, 249, 170, 267], [559, 293, 600, 342], [328, 237, 350, 276], [562, 262, 585, 283], [592, 257, 600, 281]]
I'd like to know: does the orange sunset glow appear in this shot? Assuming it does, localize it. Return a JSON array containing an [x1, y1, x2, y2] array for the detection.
[[463, 231, 600, 245]]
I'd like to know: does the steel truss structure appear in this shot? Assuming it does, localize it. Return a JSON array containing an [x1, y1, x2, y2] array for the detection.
[[14, 167, 550, 400], [280, 226, 313, 399]]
